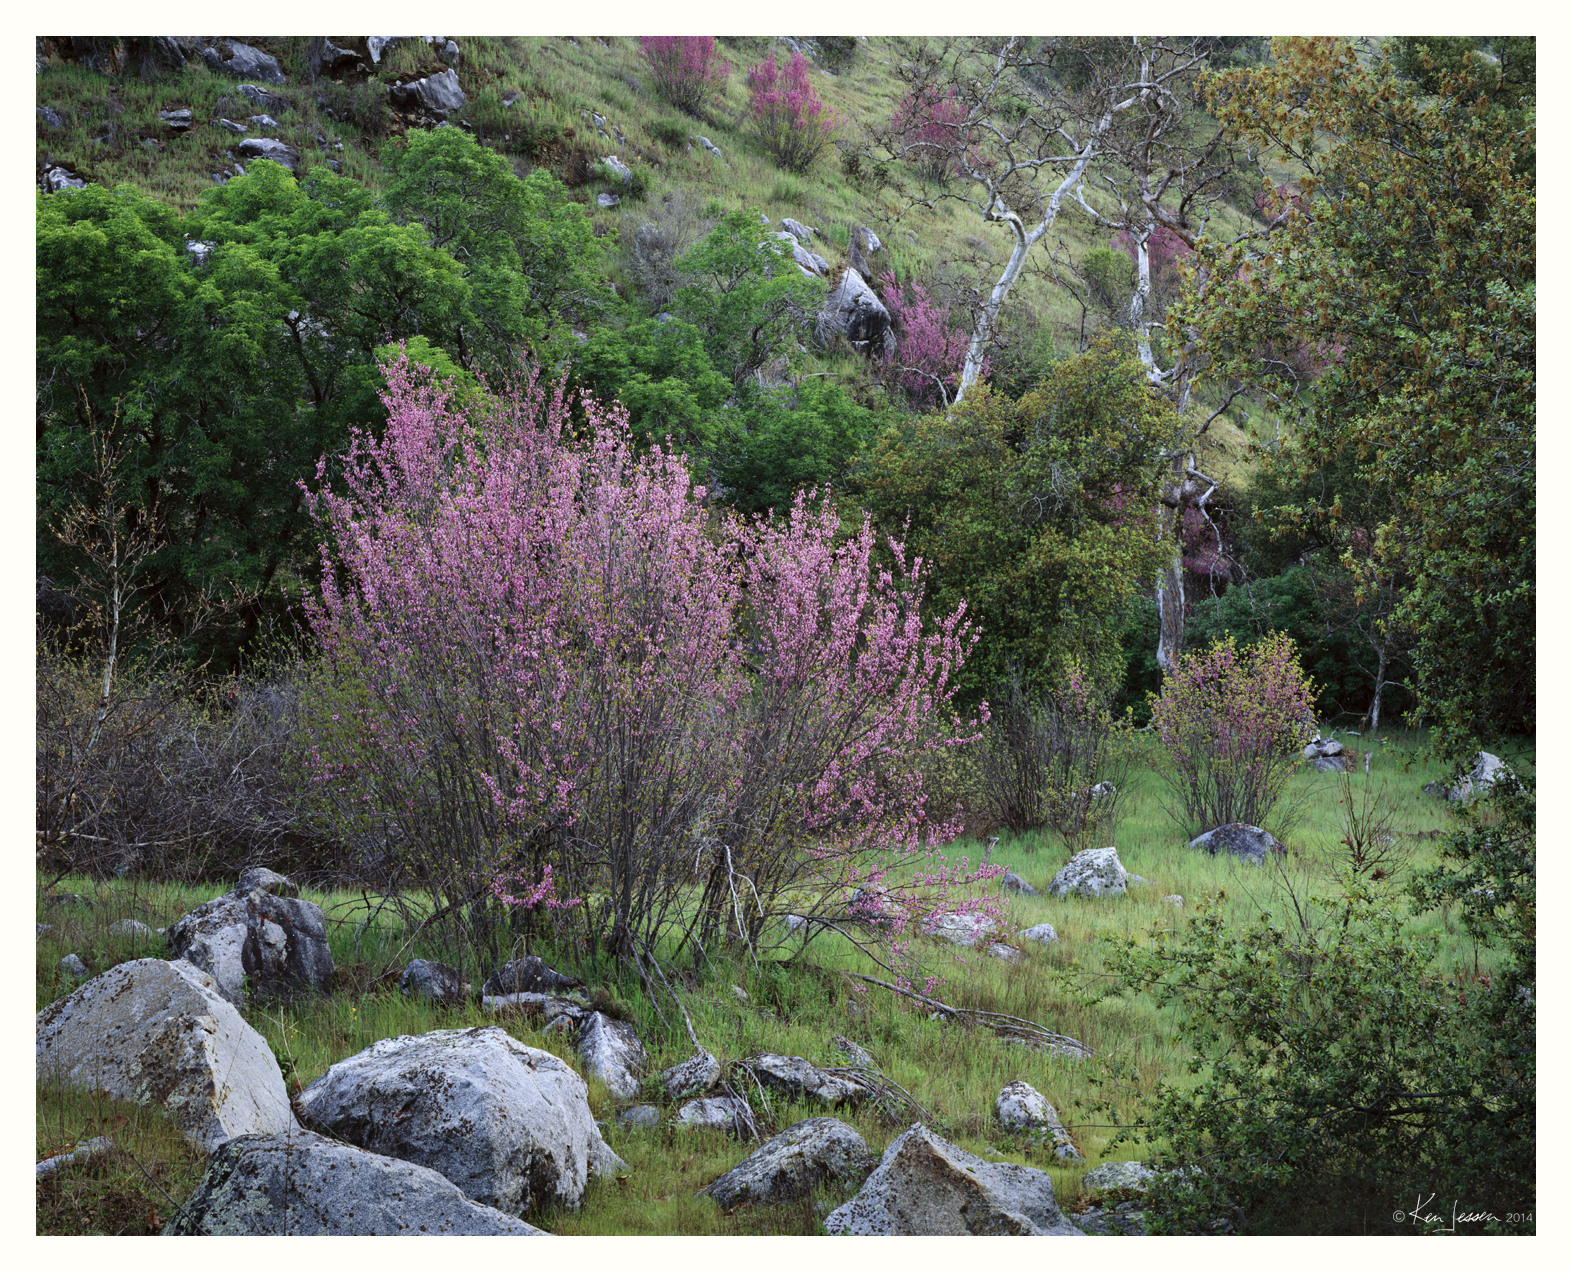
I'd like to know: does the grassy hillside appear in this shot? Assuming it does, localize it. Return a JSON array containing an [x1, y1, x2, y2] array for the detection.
[[34, 34, 1263, 469]]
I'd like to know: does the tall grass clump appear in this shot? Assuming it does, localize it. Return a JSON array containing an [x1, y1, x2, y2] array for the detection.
[[1149, 633, 1315, 836]]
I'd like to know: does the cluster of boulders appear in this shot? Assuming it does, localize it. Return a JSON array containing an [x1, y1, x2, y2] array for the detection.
[[41, 861, 1239, 1234], [1423, 751, 1510, 802], [1303, 734, 1352, 772]]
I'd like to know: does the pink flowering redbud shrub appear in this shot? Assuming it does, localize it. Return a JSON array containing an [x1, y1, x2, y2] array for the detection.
[[640, 37, 729, 116], [889, 87, 975, 182], [1149, 632, 1316, 836], [879, 271, 978, 408], [304, 353, 991, 975], [745, 50, 839, 174]]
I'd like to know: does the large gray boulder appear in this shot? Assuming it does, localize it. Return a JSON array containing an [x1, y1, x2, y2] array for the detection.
[[308, 37, 363, 79], [389, 68, 466, 116], [781, 217, 819, 244], [165, 1129, 548, 1234], [740, 1054, 867, 1109], [1046, 846, 1135, 898], [296, 1026, 615, 1217], [994, 1081, 1082, 1160], [36, 958, 295, 1152], [815, 267, 893, 356], [200, 40, 286, 85], [367, 37, 403, 65], [703, 1117, 873, 1209], [235, 137, 302, 174], [1188, 823, 1284, 866], [999, 871, 1038, 895], [234, 83, 289, 114], [43, 166, 86, 193], [576, 1011, 647, 1099], [481, 955, 581, 997], [1017, 923, 1059, 944], [166, 883, 332, 1007], [399, 958, 470, 1004], [823, 1123, 1083, 1235]]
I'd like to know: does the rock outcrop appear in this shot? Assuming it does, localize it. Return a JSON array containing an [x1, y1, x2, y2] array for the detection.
[[389, 68, 465, 117], [661, 1050, 722, 1100], [481, 955, 582, 997], [703, 1117, 873, 1209], [823, 1123, 1083, 1235], [675, 1096, 753, 1135], [165, 1128, 548, 1235], [36, 958, 295, 1152], [296, 1026, 616, 1217], [816, 267, 893, 356]]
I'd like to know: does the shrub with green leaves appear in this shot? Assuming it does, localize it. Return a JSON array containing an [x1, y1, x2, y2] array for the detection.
[[1149, 632, 1315, 836]]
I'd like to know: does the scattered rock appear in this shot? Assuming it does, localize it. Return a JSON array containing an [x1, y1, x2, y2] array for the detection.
[[37, 105, 64, 128], [731, 985, 749, 1001], [703, 1117, 874, 1209], [1311, 755, 1351, 773], [994, 1081, 1082, 1160], [1081, 1159, 1156, 1198], [1303, 735, 1346, 759], [214, 117, 247, 134], [166, 1128, 548, 1234], [236, 866, 299, 897], [823, 1123, 1083, 1235], [675, 1096, 752, 1135], [1163, 895, 1184, 908], [235, 137, 302, 173], [692, 135, 722, 158], [829, 1036, 876, 1068], [986, 942, 1022, 963], [42, 892, 93, 911], [398, 958, 470, 1004], [37, 958, 295, 1151], [618, 1104, 660, 1129], [781, 217, 819, 244], [166, 882, 333, 1006], [768, 231, 829, 276], [738, 1054, 866, 1109], [1187, 823, 1285, 866], [999, 871, 1038, 895], [1424, 751, 1510, 802], [42, 165, 86, 193], [597, 192, 621, 207], [1017, 923, 1059, 944], [929, 911, 994, 947], [576, 1011, 648, 1099], [297, 1026, 615, 1217], [1047, 847, 1137, 898], [248, 114, 281, 130], [200, 41, 286, 85], [1071, 1200, 1148, 1235], [37, 923, 53, 937], [481, 956, 582, 997], [439, 40, 460, 64], [234, 83, 289, 114], [603, 155, 633, 185], [366, 37, 402, 65], [59, 953, 89, 979], [108, 919, 158, 939], [389, 68, 466, 117], [159, 108, 193, 129], [661, 1050, 722, 1099], [37, 1136, 116, 1179]]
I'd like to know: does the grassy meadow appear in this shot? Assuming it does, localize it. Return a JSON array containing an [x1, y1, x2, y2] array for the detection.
[[36, 723, 1527, 1236]]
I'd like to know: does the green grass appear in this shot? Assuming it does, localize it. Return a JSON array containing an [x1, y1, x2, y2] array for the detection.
[[35, 723, 1527, 1234]]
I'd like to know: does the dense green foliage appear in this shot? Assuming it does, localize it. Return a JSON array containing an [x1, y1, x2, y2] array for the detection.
[[853, 338, 1172, 703]]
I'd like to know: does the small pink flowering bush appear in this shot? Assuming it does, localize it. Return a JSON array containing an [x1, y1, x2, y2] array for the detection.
[[879, 271, 977, 408], [305, 354, 992, 974], [745, 50, 839, 174], [1149, 632, 1316, 836], [640, 37, 729, 116], [889, 87, 976, 182]]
